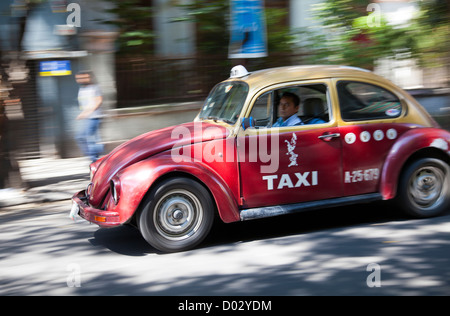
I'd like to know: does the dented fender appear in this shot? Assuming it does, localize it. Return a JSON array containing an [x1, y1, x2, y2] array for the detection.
[[380, 128, 450, 200]]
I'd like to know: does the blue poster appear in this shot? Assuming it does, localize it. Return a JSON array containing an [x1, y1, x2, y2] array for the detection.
[[39, 60, 72, 77], [229, 0, 268, 59]]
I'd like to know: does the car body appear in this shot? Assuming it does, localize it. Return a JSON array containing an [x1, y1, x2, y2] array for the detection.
[[72, 65, 450, 252]]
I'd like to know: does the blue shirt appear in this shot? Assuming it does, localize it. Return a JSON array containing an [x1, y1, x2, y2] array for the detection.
[[273, 114, 302, 127], [306, 117, 326, 124]]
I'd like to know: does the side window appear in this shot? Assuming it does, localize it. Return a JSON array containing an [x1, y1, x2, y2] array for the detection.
[[249, 91, 273, 128], [296, 85, 329, 124], [337, 81, 402, 121], [249, 83, 330, 128]]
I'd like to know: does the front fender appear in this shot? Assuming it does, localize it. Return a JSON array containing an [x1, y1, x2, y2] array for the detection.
[[380, 128, 450, 200], [111, 152, 241, 224]]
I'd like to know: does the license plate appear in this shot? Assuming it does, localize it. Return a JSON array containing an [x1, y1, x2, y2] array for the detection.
[[70, 201, 80, 221]]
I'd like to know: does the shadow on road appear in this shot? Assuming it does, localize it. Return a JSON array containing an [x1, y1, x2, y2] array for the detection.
[[91, 201, 427, 256]]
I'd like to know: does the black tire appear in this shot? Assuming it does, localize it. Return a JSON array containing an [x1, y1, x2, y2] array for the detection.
[[397, 158, 450, 218], [139, 178, 214, 253]]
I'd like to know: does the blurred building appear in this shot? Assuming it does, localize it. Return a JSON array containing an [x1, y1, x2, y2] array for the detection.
[[0, 0, 118, 158]]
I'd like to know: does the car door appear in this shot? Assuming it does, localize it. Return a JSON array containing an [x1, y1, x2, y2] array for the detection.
[[237, 80, 343, 209], [335, 79, 408, 196]]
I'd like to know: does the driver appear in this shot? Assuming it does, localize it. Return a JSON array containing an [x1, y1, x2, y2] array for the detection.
[[273, 92, 302, 127]]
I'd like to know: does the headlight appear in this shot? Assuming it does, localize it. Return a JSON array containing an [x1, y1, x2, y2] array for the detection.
[[110, 177, 121, 205]]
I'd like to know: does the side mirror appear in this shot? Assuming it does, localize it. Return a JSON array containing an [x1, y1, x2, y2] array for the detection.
[[241, 117, 254, 130]]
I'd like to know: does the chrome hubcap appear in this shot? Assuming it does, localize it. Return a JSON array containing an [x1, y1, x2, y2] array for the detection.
[[408, 166, 446, 210], [154, 189, 203, 241]]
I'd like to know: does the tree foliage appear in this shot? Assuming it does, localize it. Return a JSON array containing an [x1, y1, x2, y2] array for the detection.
[[172, 0, 229, 55], [101, 0, 154, 55], [410, 0, 450, 67], [297, 0, 449, 71]]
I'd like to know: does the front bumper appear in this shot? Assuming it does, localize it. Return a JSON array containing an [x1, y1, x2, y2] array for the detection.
[[71, 190, 120, 227]]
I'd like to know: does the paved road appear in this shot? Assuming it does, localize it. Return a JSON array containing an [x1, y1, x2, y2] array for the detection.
[[0, 200, 449, 296]]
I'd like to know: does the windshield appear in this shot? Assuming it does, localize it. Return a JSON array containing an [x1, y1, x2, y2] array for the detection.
[[199, 81, 249, 124]]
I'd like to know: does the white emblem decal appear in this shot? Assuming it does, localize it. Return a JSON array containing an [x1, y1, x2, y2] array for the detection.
[[345, 133, 356, 144], [360, 131, 371, 143], [345, 129, 398, 145], [386, 128, 397, 140], [373, 130, 384, 141], [285, 133, 298, 167]]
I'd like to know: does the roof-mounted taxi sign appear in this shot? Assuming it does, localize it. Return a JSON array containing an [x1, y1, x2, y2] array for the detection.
[[230, 65, 250, 78]]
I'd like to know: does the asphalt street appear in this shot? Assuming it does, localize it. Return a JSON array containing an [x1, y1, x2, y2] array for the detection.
[[0, 199, 449, 296]]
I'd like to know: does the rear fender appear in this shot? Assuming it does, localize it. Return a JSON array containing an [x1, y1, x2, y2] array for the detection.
[[380, 128, 450, 200]]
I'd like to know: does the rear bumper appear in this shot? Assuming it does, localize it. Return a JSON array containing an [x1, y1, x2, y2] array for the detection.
[[71, 190, 120, 227]]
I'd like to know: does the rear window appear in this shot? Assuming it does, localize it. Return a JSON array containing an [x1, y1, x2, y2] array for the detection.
[[337, 81, 402, 121]]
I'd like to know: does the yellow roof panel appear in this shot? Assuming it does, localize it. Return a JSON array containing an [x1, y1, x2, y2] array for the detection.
[[229, 65, 392, 91]]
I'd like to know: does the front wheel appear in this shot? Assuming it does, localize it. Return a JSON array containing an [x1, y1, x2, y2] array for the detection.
[[139, 178, 214, 253], [397, 158, 450, 218]]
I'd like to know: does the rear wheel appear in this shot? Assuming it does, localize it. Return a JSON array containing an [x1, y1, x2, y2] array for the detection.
[[398, 158, 450, 218], [139, 178, 214, 253]]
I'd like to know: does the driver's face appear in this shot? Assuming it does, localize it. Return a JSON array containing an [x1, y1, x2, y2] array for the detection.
[[278, 97, 298, 121]]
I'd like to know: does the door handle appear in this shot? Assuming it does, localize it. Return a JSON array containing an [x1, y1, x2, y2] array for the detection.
[[318, 133, 340, 140]]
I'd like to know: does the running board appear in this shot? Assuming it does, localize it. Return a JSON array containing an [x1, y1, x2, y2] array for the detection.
[[240, 193, 383, 221]]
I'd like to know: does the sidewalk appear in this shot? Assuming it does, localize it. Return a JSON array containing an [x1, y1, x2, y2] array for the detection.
[[0, 157, 91, 208]]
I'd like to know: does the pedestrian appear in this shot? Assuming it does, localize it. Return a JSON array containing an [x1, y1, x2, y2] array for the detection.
[[75, 70, 104, 162]]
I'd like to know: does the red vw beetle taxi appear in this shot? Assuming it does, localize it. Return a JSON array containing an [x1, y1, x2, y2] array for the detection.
[[72, 65, 450, 252]]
